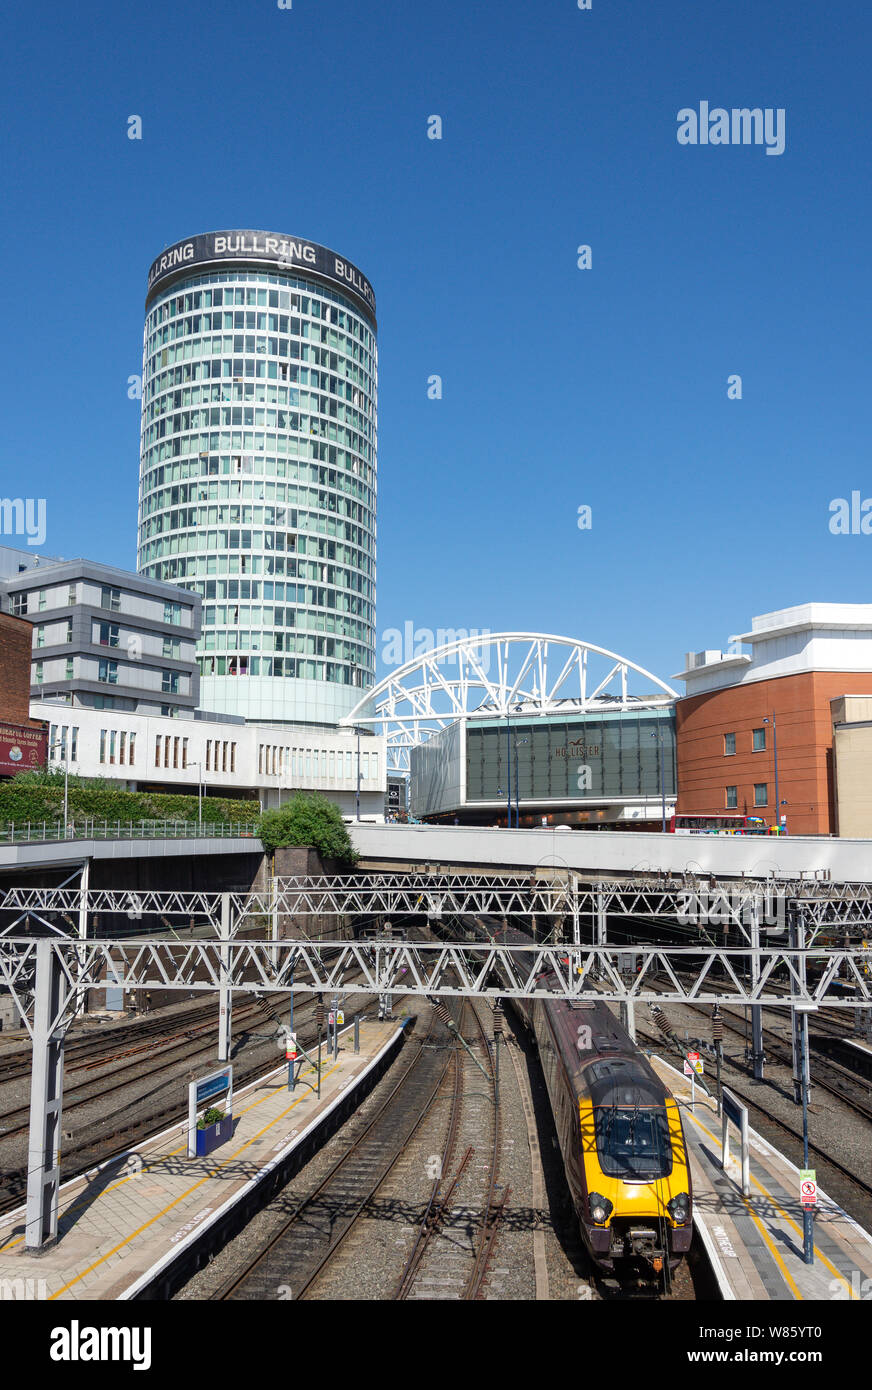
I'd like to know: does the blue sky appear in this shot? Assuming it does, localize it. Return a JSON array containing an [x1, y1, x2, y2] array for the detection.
[[2, 0, 871, 689]]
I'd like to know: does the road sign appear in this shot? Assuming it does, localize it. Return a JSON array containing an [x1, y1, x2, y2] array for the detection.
[[800, 1170, 817, 1207]]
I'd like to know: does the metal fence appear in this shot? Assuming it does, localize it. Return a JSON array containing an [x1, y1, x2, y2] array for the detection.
[[0, 820, 262, 844]]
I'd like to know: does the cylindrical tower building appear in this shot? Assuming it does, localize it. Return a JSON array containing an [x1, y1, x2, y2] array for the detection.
[[137, 230, 377, 725]]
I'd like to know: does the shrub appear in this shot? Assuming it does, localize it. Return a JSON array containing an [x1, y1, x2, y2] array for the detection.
[[198, 1107, 226, 1130], [0, 770, 258, 829], [257, 792, 358, 866]]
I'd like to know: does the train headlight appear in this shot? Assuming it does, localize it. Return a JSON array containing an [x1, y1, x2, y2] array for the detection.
[[667, 1192, 691, 1225], [588, 1192, 613, 1225]]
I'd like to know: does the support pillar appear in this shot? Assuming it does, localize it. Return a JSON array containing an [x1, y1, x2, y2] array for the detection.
[[270, 872, 278, 971], [749, 901, 765, 1080], [620, 1000, 636, 1041], [570, 873, 580, 947], [76, 858, 91, 1019], [218, 892, 232, 1063], [594, 884, 607, 979], [789, 910, 802, 1104], [25, 940, 71, 1250]]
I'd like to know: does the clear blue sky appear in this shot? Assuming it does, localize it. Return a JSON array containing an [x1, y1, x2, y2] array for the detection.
[[2, 0, 870, 688]]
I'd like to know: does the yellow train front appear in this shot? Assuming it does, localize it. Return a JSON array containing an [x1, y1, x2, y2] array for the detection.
[[530, 993, 693, 1272], [459, 916, 693, 1274]]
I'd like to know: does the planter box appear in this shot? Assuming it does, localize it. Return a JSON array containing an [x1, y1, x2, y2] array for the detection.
[[196, 1114, 233, 1156]]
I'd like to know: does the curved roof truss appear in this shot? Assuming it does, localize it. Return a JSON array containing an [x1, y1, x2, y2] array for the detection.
[[341, 632, 678, 775]]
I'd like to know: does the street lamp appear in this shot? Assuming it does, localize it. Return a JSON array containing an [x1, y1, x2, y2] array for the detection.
[[189, 762, 204, 832], [505, 705, 513, 827], [651, 729, 667, 833], [48, 737, 70, 838], [351, 664, 363, 821]]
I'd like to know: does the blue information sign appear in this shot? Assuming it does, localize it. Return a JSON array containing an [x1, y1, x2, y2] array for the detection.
[[196, 1069, 231, 1105]]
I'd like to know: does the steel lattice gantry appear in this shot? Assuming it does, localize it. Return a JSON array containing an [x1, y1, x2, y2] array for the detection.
[[3, 874, 871, 1252], [4, 874, 871, 940]]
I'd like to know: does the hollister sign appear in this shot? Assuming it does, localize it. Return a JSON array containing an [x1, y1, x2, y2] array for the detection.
[[553, 739, 600, 760]]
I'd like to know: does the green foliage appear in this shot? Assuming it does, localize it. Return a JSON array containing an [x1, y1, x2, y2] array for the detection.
[[0, 770, 258, 829], [198, 1107, 226, 1130], [257, 792, 358, 865]]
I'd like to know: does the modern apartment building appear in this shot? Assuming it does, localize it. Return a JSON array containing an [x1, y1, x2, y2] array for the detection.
[[0, 552, 201, 718]]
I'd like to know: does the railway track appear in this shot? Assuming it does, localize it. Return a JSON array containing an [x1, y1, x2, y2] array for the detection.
[[394, 999, 506, 1301], [673, 998, 872, 1126], [635, 1018, 872, 1218], [0, 996, 298, 1139], [0, 992, 382, 1219], [0, 999, 230, 1086], [214, 1002, 456, 1300]]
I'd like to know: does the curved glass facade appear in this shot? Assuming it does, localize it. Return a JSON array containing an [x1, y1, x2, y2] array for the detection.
[[136, 232, 377, 725]]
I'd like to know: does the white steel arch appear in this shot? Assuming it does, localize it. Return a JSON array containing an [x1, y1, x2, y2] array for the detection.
[[339, 632, 678, 774]]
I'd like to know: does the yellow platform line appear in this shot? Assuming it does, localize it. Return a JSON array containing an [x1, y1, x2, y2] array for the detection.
[[0, 1053, 337, 1255], [0, 1054, 340, 1277], [47, 1056, 343, 1299], [680, 1098, 857, 1299]]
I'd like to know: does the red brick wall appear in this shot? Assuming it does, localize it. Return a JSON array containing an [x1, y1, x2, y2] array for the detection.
[[675, 671, 872, 836], [0, 613, 42, 728]]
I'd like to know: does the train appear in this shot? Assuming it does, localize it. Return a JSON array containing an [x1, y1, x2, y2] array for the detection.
[[464, 916, 693, 1275]]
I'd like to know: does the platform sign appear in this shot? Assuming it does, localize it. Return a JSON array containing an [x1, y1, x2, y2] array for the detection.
[[187, 1065, 233, 1158], [337, 1011, 345, 1026], [800, 1171, 817, 1208], [684, 1051, 704, 1075], [285, 1032, 297, 1061], [328, 1012, 335, 1027], [195, 1066, 231, 1105]]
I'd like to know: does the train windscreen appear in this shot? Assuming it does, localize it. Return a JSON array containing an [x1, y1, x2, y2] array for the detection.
[[593, 1104, 673, 1180]]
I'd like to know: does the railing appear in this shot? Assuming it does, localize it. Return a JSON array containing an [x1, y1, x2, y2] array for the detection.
[[0, 820, 262, 845]]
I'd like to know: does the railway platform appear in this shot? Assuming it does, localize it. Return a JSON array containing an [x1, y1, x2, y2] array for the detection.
[[0, 1017, 407, 1300], [652, 1056, 872, 1301]]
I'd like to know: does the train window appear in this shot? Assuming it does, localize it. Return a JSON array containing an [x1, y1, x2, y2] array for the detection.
[[593, 1105, 673, 1180]]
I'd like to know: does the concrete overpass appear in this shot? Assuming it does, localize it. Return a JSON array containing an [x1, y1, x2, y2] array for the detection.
[[350, 823, 872, 884], [0, 833, 260, 874]]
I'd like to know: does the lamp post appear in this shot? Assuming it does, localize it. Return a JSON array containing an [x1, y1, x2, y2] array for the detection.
[[651, 729, 666, 833], [351, 664, 363, 821], [505, 705, 513, 827], [48, 738, 70, 838], [189, 762, 204, 832], [763, 716, 783, 834]]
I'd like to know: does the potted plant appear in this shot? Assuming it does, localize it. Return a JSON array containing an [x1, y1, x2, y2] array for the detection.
[[195, 1105, 233, 1156]]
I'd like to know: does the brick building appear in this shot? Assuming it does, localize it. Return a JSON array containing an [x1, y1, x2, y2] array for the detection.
[[0, 611, 47, 776], [673, 604, 872, 837]]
